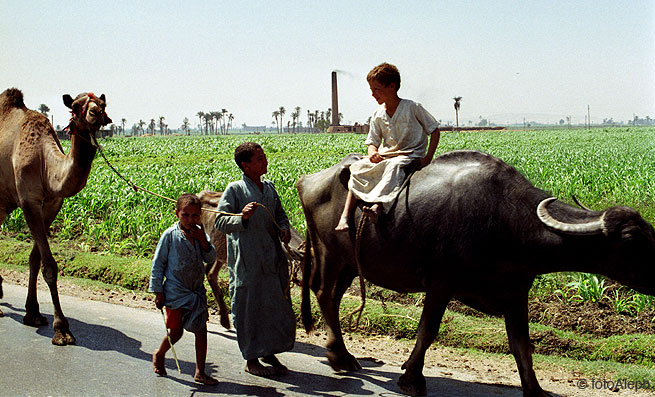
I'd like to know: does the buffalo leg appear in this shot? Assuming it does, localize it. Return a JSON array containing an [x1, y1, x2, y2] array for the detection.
[[317, 268, 359, 371], [505, 299, 547, 397], [398, 287, 451, 396], [205, 260, 230, 329]]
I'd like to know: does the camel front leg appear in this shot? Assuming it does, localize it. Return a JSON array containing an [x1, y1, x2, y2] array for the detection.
[[316, 267, 359, 372], [504, 297, 547, 397], [398, 286, 451, 397], [22, 199, 75, 345]]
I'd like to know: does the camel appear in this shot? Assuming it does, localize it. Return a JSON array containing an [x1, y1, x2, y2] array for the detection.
[[0, 88, 111, 345]]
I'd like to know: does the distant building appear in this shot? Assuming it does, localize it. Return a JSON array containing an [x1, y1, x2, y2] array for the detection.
[[327, 123, 369, 134]]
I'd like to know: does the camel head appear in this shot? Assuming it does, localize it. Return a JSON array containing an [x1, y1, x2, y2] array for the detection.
[[63, 92, 112, 132]]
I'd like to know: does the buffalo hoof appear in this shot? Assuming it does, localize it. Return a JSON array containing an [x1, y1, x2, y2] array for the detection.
[[326, 350, 362, 372], [398, 371, 427, 396], [0, 308, 3, 317], [23, 312, 48, 327], [524, 388, 550, 397], [52, 329, 76, 346]]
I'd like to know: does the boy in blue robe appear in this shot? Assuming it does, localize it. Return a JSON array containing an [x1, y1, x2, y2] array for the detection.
[[215, 142, 295, 377]]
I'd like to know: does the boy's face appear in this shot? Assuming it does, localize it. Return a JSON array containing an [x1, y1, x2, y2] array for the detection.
[[368, 80, 397, 105], [175, 204, 202, 232], [242, 148, 268, 179]]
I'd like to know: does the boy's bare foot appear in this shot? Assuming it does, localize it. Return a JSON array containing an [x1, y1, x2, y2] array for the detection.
[[152, 352, 167, 376], [244, 359, 275, 377], [262, 355, 288, 374], [362, 204, 381, 224], [335, 216, 349, 231], [194, 372, 219, 385]]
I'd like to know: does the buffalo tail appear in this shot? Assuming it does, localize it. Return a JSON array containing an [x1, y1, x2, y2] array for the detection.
[[301, 231, 314, 333]]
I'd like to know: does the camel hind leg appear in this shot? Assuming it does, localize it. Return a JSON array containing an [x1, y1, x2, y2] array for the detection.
[[0, 206, 10, 317], [205, 259, 230, 329]]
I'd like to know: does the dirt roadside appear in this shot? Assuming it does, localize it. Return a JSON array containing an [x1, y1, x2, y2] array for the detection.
[[2, 269, 651, 396]]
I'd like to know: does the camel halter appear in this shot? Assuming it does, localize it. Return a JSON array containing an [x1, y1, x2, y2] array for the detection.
[[62, 94, 109, 138]]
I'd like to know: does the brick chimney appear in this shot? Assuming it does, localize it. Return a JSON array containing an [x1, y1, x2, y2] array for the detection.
[[331, 71, 339, 126]]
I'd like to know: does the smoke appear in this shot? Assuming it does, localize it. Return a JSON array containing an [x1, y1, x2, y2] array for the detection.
[[332, 69, 361, 79]]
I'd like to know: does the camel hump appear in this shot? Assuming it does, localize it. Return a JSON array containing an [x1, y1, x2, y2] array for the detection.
[[0, 88, 26, 110]]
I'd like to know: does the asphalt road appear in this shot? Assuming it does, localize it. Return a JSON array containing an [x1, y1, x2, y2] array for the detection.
[[0, 282, 527, 396]]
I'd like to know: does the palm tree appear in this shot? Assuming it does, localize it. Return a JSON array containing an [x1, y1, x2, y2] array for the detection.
[[278, 106, 286, 133], [149, 119, 156, 135], [293, 106, 301, 133], [227, 113, 234, 134], [210, 111, 220, 134], [196, 111, 205, 134], [221, 109, 228, 135], [120, 118, 126, 135], [453, 97, 462, 128], [272, 110, 280, 133], [290, 110, 299, 133], [138, 120, 146, 136], [38, 104, 50, 117], [181, 117, 190, 135], [159, 116, 166, 135], [216, 109, 225, 135], [203, 114, 213, 134]]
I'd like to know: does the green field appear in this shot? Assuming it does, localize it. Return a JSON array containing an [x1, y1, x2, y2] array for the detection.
[[3, 126, 654, 258], [2, 126, 655, 382]]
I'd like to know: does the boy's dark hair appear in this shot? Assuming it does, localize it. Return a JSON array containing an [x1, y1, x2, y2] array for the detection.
[[234, 142, 263, 170], [367, 62, 401, 91], [176, 193, 201, 211]]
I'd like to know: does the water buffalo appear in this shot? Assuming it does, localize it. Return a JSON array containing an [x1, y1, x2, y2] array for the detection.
[[198, 190, 304, 329], [297, 150, 655, 397]]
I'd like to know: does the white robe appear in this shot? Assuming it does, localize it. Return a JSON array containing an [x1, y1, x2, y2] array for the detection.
[[349, 99, 439, 211]]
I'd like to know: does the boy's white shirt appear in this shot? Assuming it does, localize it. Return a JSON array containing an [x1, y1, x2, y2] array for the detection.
[[350, 98, 439, 211], [365, 99, 440, 159]]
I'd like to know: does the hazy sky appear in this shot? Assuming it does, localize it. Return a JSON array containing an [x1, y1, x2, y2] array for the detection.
[[2, 1, 654, 129]]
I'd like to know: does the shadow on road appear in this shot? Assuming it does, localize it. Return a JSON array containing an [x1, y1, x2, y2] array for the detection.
[[1, 300, 563, 396]]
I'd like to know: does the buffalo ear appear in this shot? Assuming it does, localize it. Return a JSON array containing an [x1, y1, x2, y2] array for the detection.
[[63, 94, 74, 109], [99, 93, 106, 103]]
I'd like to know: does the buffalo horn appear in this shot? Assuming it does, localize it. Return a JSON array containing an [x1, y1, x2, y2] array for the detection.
[[537, 197, 607, 235]]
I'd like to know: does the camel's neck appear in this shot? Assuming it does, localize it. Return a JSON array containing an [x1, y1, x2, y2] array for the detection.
[[45, 128, 98, 198]]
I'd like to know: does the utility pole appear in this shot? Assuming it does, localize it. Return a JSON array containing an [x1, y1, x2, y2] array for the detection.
[[587, 105, 591, 129]]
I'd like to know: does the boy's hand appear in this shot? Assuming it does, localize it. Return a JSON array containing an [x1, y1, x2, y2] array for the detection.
[[155, 292, 164, 310], [369, 152, 383, 163], [185, 223, 205, 242], [280, 229, 291, 244], [242, 202, 258, 220]]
